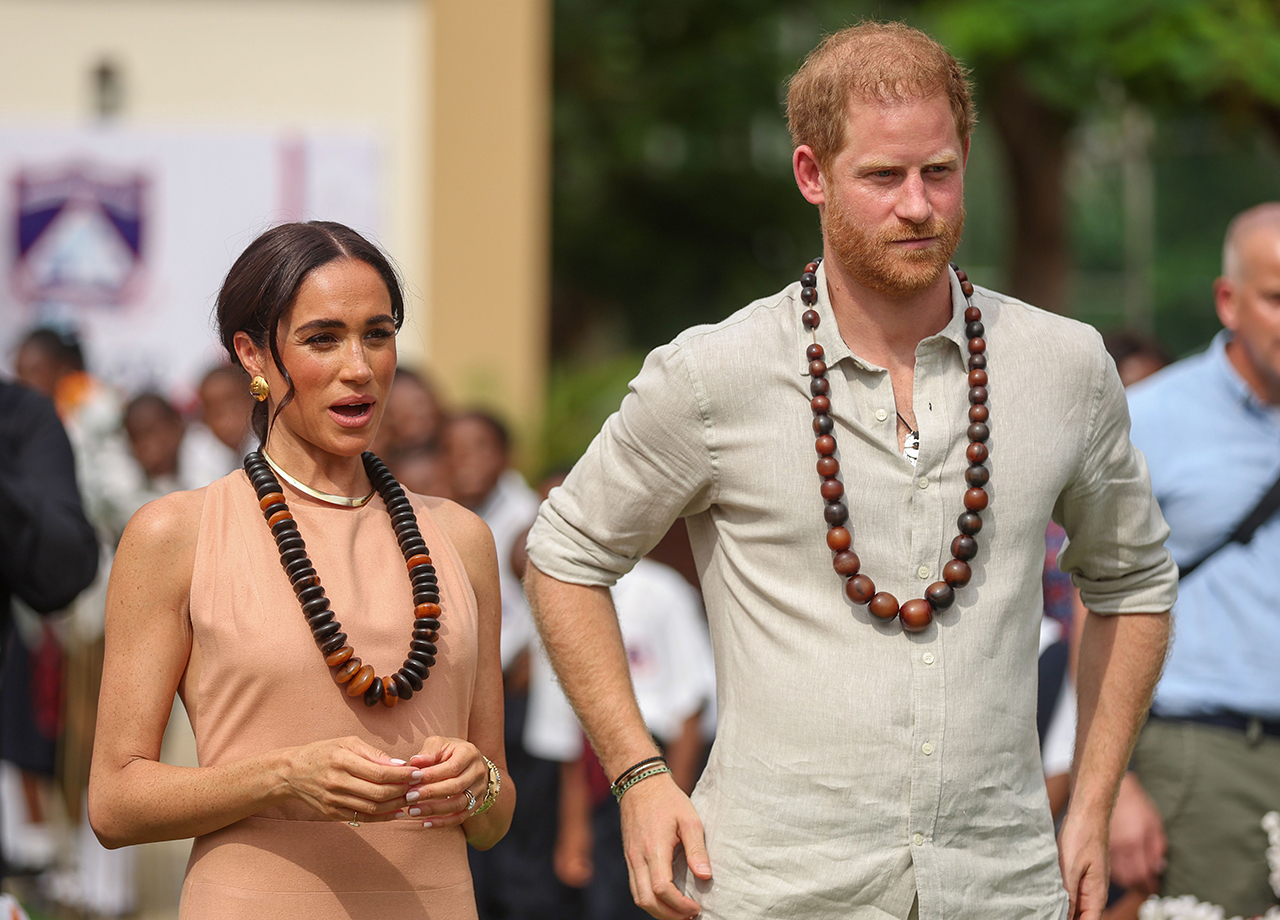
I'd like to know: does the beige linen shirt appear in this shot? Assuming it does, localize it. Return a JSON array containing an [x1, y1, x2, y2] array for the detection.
[[526, 264, 1178, 920]]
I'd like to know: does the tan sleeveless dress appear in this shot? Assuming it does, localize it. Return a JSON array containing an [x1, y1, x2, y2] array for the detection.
[[179, 470, 479, 919]]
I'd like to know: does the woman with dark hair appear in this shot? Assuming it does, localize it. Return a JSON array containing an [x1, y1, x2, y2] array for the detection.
[[87, 221, 513, 918]]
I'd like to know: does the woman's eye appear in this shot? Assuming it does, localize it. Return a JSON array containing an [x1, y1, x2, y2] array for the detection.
[[305, 333, 337, 346]]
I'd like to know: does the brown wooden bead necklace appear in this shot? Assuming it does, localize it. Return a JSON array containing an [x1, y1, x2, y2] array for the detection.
[[801, 258, 990, 632], [243, 450, 442, 706]]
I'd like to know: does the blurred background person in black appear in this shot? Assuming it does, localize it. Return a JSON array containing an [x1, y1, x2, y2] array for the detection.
[[0, 377, 99, 881]]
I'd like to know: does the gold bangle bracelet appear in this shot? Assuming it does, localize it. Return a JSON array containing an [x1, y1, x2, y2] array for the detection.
[[471, 756, 501, 816]]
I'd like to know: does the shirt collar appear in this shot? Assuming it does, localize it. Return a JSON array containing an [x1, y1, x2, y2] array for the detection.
[[1209, 328, 1280, 419], [799, 263, 968, 375]]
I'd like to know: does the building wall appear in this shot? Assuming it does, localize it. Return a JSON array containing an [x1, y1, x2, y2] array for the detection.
[[0, 0, 549, 436]]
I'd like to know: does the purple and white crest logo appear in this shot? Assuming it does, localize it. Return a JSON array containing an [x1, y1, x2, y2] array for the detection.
[[11, 163, 148, 307]]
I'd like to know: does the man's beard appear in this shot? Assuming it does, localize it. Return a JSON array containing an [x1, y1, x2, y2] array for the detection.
[[824, 195, 965, 298]]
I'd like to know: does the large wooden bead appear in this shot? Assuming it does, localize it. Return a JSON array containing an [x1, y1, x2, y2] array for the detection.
[[382, 678, 400, 707], [845, 574, 876, 604], [824, 502, 848, 525], [815, 435, 836, 456], [801, 289, 818, 309], [415, 602, 442, 619], [400, 666, 424, 692], [810, 376, 830, 397], [951, 534, 978, 560], [320, 633, 347, 655], [267, 509, 294, 528], [826, 527, 851, 552], [964, 305, 981, 323], [960, 281, 974, 298], [391, 672, 413, 701], [817, 456, 839, 478], [813, 415, 834, 436], [967, 423, 990, 443], [969, 337, 986, 354], [965, 464, 989, 487], [805, 261, 819, 274], [968, 368, 988, 387], [258, 492, 285, 512], [966, 442, 989, 464], [325, 645, 354, 667], [968, 354, 987, 371], [801, 271, 817, 287], [820, 478, 844, 502], [900, 599, 933, 632], [833, 551, 860, 576], [811, 395, 830, 414], [957, 512, 983, 535], [346, 664, 375, 696], [807, 343, 824, 360], [968, 386, 988, 405], [969, 404, 989, 423], [363, 677, 384, 707], [335, 658, 362, 683], [405, 553, 432, 571], [965, 321, 985, 339], [809, 359, 827, 377], [868, 592, 900, 620], [964, 487, 989, 511], [943, 559, 972, 587], [926, 581, 955, 610]]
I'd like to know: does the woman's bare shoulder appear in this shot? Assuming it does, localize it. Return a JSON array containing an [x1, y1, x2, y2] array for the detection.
[[416, 495, 496, 560], [117, 487, 207, 564]]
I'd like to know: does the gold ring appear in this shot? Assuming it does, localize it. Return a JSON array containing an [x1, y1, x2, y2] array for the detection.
[[463, 789, 476, 812], [348, 810, 361, 828]]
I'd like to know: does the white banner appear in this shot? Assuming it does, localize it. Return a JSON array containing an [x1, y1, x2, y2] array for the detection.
[[0, 125, 381, 405]]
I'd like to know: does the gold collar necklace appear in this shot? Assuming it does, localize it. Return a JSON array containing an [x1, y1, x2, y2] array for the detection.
[[261, 450, 376, 508]]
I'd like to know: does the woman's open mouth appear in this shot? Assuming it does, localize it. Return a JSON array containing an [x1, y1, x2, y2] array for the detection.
[[329, 401, 375, 427]]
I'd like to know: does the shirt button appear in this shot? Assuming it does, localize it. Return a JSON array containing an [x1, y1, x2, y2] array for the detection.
[[918, 477, 929, 490], [875, 408, 888, 422], [922, 742, 934, 755], [922, 652, 935, 665], [913, 833, 925, 846], [917, 565, 929, 579]]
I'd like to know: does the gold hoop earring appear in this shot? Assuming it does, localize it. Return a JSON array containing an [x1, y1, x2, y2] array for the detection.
[[249, 376, 270, 402]]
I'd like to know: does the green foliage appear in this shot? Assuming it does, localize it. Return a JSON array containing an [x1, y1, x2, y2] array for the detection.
[[537, 349, 645, 475], [929, 0, 1280, 113]]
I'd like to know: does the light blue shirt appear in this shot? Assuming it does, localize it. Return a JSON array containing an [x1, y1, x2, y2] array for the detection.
[[1128, 331, 1280, 719]]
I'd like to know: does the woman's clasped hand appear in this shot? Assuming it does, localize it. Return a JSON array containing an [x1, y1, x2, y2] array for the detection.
[[279, 735, 491, 827]]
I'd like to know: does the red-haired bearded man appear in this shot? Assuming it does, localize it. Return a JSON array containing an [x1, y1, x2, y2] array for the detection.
[[527, 22, 1175, 920]]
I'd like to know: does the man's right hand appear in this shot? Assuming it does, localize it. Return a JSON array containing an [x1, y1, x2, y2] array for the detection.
[[1108, 772, 1166, 892], [620, 773, 712, 920]]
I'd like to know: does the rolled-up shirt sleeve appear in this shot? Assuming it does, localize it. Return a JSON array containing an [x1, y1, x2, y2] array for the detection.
[[1055, 336, 1178, 614], [527, 340, 715, 588]]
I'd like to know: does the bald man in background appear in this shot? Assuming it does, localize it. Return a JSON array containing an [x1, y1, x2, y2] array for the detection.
[[1118, 203, 1280, 915]]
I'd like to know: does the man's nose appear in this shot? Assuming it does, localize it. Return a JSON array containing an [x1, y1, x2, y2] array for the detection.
[[895, 172, 932, 225]]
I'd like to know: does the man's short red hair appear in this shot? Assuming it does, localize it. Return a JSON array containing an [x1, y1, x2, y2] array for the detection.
[[786, 21, 975, 169]]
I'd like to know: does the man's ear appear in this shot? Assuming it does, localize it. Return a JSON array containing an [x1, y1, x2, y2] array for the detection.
[[793, 145, 826, 206], [1214, 277, 1237, 332]]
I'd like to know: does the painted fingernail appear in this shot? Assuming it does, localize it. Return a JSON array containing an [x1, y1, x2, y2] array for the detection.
[[410, 770, 423, 782], [390, 758, 407, 765], [406, 790, 420, 803], [409, 807, 421, 817], [423, 820, 433, 828]]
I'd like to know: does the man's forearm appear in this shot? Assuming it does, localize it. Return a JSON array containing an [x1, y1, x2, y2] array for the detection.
[[525, 564, 659, 778], [1071, 610, 1170, 816]]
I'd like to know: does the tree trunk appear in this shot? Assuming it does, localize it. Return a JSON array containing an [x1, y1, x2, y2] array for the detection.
[[986, 66, 1075, 314]]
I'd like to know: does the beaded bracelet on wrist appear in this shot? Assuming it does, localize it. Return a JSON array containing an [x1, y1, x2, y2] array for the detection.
[[612, 765, 672, 802], [609, 755, 668, 798], [243, 450, 443, 707], [801, 258, 989, 632]]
